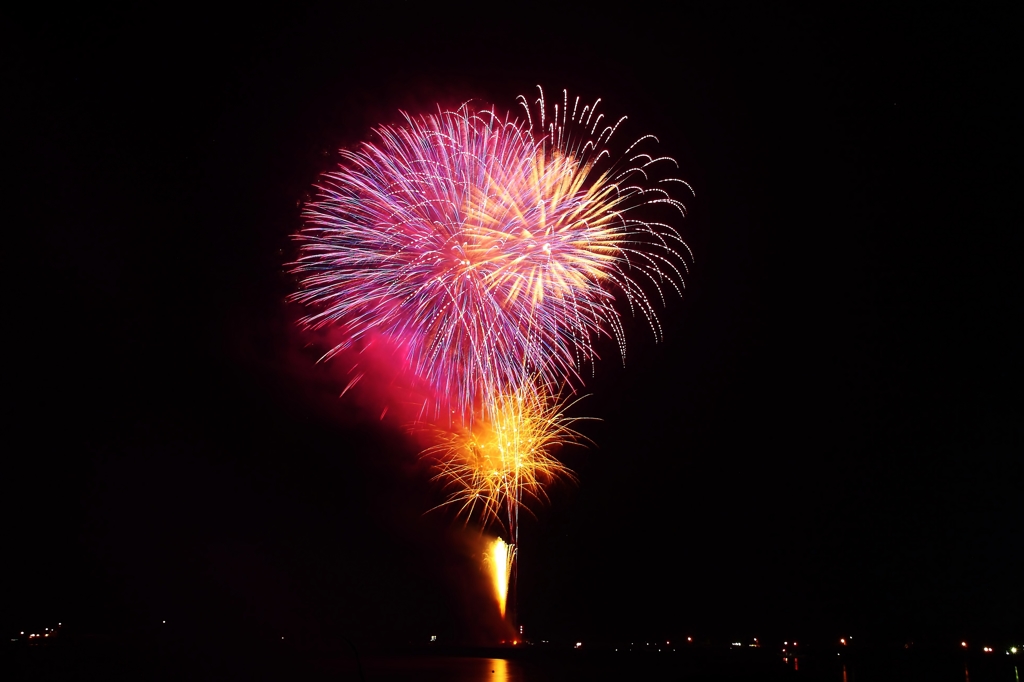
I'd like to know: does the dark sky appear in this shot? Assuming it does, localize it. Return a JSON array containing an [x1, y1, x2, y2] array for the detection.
[[8, 4, 1020, 647]]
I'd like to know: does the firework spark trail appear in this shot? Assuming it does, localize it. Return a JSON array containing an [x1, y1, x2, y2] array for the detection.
[[488, 537, 516, 619], [290, 87, 692, 425]]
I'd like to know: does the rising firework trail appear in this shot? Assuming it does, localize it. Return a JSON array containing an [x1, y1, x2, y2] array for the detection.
[[488, 537, 516, 620], [290, 87, 692, 425]]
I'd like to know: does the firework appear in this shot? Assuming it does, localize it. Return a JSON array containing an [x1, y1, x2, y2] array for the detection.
[[487, 537, 516, 619], [421, 380, 588, 625], [418, 381, 587, 536], [289, 88, 691, 633], [290, 87, 692, 423]]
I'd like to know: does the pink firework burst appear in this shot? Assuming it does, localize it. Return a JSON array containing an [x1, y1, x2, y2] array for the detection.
[[290, 87, 692, 424]]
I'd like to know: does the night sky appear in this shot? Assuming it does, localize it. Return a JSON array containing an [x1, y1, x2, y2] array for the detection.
[[9, 4, 1020, 648]]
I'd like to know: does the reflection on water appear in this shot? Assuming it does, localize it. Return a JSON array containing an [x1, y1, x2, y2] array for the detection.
[[487, 658, 513, 682], [362, 656, 523, 681], [358, 652, 1019, 681]]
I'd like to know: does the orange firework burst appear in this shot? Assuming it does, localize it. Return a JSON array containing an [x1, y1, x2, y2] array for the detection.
[[419, 382, 589, 534]]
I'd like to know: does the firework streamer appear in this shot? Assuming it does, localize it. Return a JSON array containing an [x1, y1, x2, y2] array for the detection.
[[487, 537, 516, 620]]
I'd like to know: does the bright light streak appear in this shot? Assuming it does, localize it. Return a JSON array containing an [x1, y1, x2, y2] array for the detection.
[[488, 537, 515, 618]]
